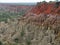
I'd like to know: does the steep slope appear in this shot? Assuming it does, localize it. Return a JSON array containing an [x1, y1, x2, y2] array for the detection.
[[0, 2, 60, 45], [31, 2, 60, 15], [21, 2, 60, 45]]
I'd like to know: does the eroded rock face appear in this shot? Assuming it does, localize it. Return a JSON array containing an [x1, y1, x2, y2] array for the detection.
[[31, 2, 60, 15]]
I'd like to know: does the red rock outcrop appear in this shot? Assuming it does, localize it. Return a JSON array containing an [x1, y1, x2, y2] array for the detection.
[[31, 2, 60, 15]]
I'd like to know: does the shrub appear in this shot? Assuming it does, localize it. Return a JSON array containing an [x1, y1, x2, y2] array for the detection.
[[14, 38, 19, 43], [26, 37, 31, 45], [0, 41, 3, 45]]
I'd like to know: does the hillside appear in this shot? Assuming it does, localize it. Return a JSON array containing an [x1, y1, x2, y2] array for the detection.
[[31, 2, 60, 15], [0, 2, 60, 45]]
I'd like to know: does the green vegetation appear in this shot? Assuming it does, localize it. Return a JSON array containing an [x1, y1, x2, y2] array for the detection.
[[0, 41, 3, 45], [0, 10, 25, 22], [26, 36, 31, 45], [14, 38, 19, 43], [20, 30, 25, 37]]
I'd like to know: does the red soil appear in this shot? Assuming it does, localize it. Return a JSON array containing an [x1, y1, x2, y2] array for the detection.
[[31, 2, 60, 15]]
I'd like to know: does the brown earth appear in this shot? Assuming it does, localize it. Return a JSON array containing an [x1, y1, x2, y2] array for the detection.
[[0, 2, 60, 45]]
